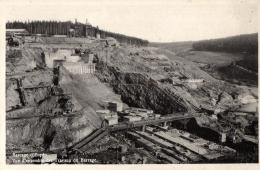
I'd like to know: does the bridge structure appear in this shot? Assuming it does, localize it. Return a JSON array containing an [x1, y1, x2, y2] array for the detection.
[[107, 113, 196, 132], [70, 112, 199, 153]]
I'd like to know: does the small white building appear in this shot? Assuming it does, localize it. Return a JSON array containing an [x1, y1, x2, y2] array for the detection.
[[96, 33, 101, 39]]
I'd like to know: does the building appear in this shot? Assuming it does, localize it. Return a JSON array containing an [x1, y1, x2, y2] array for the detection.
[[6, 29, 29, 36], [124, 116, 142, 122], [96, 109, 118, 125], [96, 109, 117, 119], [124, 107, 154, 114], [107, 101, 123, 112], [96, 33, 101, 39]]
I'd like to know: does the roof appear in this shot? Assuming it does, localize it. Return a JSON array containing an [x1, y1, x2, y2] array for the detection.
[[53, 35, 67, 37], [6, 29, 28, 32]]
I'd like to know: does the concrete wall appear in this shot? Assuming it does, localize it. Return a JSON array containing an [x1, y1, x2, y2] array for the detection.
[[44, 49, 95, 74], [66, 55, 81, 62], [45, 49, 73, 68], [88, 54, 94, 63], [63, 62, 95, 74]]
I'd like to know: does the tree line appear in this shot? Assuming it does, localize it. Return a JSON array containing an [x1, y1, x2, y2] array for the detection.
[[192, 33, 258, 54], [6, 20, 149, 46], [6, 20, 72, 35]]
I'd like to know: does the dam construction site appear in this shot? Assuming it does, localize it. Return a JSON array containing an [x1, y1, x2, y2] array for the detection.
[[5, 20, 258, 164]]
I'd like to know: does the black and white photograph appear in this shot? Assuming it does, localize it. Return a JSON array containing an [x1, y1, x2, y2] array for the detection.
[[2, 0, 259, 166]]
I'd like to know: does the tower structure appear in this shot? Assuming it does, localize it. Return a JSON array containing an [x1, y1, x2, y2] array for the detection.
[[85, 18, 92, 37]]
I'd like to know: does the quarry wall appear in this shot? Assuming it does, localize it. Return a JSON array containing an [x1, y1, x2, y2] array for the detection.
[[95, 63, 193, 114]]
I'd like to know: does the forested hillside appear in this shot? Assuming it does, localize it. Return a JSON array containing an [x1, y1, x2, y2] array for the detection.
[[192, 33, 258, 54], [6, 20, 149, 46]]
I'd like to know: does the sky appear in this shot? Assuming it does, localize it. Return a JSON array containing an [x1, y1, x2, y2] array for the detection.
[[1, 0, 258, 42]]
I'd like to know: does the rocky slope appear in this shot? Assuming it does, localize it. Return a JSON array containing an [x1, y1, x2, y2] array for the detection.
[[96, 64, 193, 114], [6, 47, 121, 153], [93, 45, 243, 114], [6, 37, 257, 154]]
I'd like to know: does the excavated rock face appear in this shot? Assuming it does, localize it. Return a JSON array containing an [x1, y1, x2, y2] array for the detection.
[[6, 48, 45, 74], [6, 79, 21, 111], [6, 114, 94, 152], [24, 88, 51, 106], [21, 70, 53, 87], [91, 46, 204, 114], [6, 78, 96, 152], [6, 70, 53, 111], [6, 48, 98, 152], [96, 64, 191, 114]]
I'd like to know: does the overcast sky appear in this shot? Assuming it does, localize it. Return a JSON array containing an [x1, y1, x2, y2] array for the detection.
[[2, 0, 258, 42]]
